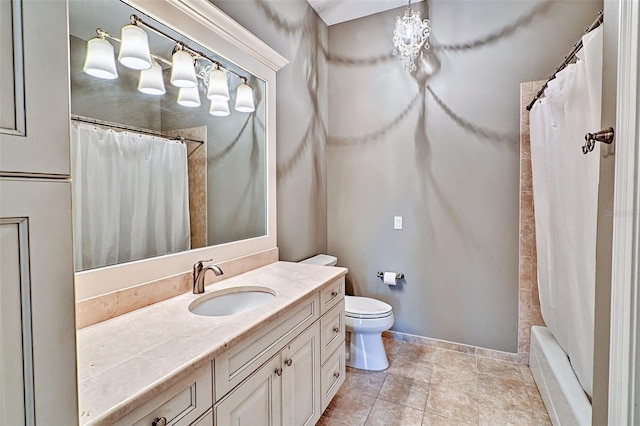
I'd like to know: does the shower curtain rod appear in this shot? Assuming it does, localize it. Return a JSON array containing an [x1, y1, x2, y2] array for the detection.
[[70, 115, 204, 145], [526, 10, 603, 111]]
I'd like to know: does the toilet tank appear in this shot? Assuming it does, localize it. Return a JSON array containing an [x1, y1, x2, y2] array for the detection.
[[298, 254, 337, 266]]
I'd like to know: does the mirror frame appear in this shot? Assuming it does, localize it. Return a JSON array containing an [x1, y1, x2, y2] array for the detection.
[[73, 0, 287, 300]]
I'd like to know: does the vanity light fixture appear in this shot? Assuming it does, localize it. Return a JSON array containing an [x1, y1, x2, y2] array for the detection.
[[392, 0, 431, 72], [137, 60, 166, 95], [83, 31, 119, 79], [83, 14, 256, 113], [177, 86, 201, 107], [118, 21, 152, 70], [234, 78, 255, 113], [209, 99, 230, 116]]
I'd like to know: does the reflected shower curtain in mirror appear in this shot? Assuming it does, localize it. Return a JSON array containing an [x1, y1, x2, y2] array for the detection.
[[72, 122, 190, 271], [529, 26, 602, 398]]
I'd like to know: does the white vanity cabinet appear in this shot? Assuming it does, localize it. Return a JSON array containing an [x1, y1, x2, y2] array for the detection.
[[215, 323, 320, 426], [78, 272, 347, 426], [214, 277, 346, 426]]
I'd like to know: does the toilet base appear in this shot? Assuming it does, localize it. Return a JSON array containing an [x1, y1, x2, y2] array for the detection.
[[346, 331, 389, 371]]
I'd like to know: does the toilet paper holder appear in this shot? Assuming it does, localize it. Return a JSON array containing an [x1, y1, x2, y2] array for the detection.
[[377, 271, 404, 280]]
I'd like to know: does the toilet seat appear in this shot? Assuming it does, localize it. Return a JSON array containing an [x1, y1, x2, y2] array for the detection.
[[345, 296, 392, 319]]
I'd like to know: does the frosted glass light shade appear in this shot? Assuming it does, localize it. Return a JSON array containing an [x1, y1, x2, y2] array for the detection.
[[206, 68, 230, 101], [177, 86, 201, 107], [138, 60, 165, 95], [209, 99, 230, 116], [234, 82, 255, 113], [118, 25, 152, 70], [83, 37, 118, 79], [170, 50, 197, 88]]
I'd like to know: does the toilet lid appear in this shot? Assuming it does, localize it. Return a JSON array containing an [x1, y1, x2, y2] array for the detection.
[[345, 296, 392, 318]]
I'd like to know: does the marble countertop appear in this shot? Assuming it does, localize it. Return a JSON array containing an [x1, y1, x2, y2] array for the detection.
[[77, 261, 347, 425]]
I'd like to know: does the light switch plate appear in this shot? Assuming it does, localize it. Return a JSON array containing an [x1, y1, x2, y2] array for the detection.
[[394, 216, 403, 229]]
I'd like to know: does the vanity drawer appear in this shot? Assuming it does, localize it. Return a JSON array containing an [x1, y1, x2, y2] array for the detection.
[[320, 347, 345, 412], [214, 294, 319, 400], [319, 276, 344, 315], [114, 363, 213, 426], [320, 300, 345, 364]]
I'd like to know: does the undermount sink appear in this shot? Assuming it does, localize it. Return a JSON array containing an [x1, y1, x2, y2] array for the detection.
[[189, 287, 276, 317]]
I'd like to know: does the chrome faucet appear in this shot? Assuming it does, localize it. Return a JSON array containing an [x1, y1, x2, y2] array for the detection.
[[193, 259, 224, 294]]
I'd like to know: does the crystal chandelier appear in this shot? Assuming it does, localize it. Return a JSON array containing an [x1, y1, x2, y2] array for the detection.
[[393, 0, 431, 72]]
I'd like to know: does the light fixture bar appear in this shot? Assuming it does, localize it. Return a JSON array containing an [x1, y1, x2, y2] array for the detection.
[[95, 20, 247, 82], [151, 53, 172, 67], [86, 15, 257, 114], [130, 14, 248, 82]]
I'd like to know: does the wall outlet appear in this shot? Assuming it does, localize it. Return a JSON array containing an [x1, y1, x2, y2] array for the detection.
[[394, 216, 403, 230]]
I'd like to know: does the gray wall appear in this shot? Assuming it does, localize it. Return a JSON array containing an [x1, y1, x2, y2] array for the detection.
[[327, 0, 601, 352], [210, 0, 329, 262], [211, 0, 602, 352]]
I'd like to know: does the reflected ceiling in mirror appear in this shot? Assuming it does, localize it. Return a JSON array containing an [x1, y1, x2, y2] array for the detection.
[[69, 0, 267, 272]]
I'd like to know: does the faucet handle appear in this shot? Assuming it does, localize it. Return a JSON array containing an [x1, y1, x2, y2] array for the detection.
[[194, 259, 213, 270], [193, 259, 213, 281]]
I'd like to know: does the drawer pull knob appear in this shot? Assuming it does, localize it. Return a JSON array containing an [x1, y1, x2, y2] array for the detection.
[[152, 417, 167, 426], [284, 358, 293, 367], [333, 326, 340, 333], [275, 367, 283, 376], [331, 290, 338, 297], [333, 371, 341, 379]]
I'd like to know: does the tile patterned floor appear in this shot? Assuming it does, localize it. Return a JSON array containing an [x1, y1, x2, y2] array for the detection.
[[318, 338, 551, 426]]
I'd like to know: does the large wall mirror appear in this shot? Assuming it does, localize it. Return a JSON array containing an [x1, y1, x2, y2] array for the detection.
[[71, 0, 286, 299]]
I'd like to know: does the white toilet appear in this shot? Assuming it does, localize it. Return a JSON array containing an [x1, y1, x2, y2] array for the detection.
[[299, 254, 394, 371], [344, 295, 394, 371]]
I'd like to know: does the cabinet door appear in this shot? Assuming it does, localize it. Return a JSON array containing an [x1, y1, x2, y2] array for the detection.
[[0, 0, 70, 176], [215, 355, 282, 426], [281, 323, 321, 426], [0, 178, 77, 424]]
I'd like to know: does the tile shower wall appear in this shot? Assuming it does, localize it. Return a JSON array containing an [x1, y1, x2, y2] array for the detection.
[[518, 82, 546, 364], [166, 127, 208, 250]]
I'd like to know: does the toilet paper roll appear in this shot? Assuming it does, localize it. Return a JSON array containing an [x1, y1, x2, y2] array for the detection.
[[383, 271, 397, 286]]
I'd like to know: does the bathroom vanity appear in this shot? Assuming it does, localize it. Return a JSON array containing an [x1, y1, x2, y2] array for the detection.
[[77, 262, 347, 425], [68, 0, 340, 424]]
